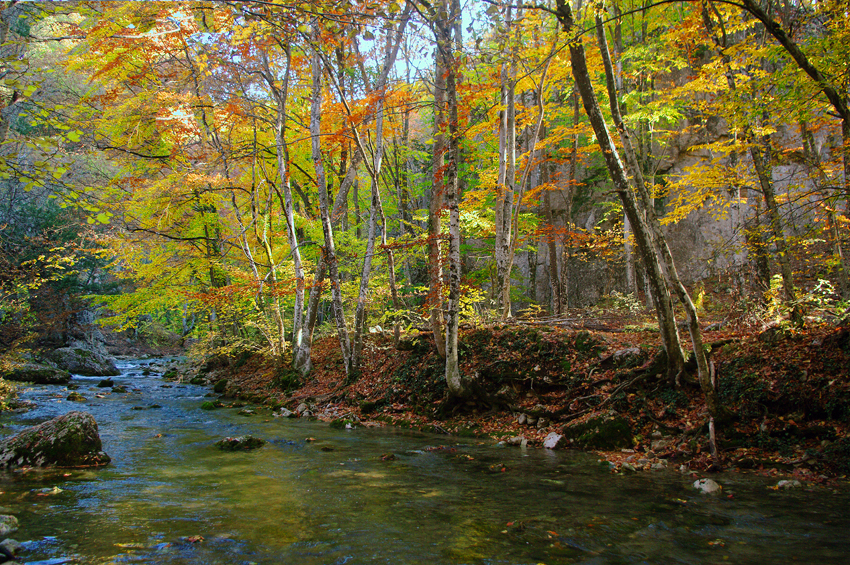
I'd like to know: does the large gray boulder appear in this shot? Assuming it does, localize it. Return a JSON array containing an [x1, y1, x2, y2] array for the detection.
[[2, 362, 71, 385], [44, 347, 119, 376], [0, 411, 111, 469]]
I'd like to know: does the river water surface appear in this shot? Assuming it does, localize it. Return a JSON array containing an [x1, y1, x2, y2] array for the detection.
[[2, 358, 849, 564]]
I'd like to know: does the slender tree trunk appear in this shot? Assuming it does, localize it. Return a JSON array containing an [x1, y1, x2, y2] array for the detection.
[[556, 0, 686, 385], [348, 13, 409, 371], [595, 10, 727, 419], [310, 25, 352, 376], [494, 2, 516, 319], [261, 47, 311, 371], [801, 120, 850, 297], [749, 139, 800, 321], [423, 0, 467, 398], [429, 22, 447, 358], [542, 152, 561, 314], [437, 0, 468, 399]]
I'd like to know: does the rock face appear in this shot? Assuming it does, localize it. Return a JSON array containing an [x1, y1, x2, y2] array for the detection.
[[0, 411, 111, 469], [44, 347, 119, 376], [1, 362, 71, 385], [562, 410, 633, 450]]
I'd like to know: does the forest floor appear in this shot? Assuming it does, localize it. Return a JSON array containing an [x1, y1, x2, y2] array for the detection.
[[189, 309, 850, 484]]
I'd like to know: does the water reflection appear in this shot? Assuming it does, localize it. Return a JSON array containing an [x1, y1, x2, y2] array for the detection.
[[1, 359, 848, 564]]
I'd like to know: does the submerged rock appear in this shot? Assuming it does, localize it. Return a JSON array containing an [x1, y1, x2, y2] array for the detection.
[[0, 411, 111, 469], [0, 539, 20, 560], [693, 478, 722, 494], [0, 515, 17, 537], [1, 362, 70, 385], [215, 436, 265, 451]]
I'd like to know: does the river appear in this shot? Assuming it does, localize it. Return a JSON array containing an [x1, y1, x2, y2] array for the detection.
[[1, 358, 848, 564]]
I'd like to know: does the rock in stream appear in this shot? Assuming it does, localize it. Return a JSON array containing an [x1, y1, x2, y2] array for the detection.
[[0, 411, 111, 469]]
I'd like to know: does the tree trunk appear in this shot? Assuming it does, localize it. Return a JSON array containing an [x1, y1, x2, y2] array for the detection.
[[310, 26, 352, 376], [432, 0, 468, 398], [556, 0, 686, 384], [349, 13, 409, 371], [594, 10, 726, 417], [494, 2, 516, 319], [429, 19, 447, 359], [801, 120, 850, 297]]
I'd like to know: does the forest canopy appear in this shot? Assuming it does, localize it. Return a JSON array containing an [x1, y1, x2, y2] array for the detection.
[[0, 0, 847, 401]]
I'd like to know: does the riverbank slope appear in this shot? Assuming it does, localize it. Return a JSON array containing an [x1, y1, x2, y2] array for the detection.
[[188, 317, 850, 482]]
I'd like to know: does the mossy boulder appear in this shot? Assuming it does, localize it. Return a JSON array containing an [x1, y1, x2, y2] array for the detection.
[[562, 410, 633, 450], [2, 362, 71, 385], [215, 435, 265, 451], [0, 514, 18, 537], [0, 411, 111, 469]]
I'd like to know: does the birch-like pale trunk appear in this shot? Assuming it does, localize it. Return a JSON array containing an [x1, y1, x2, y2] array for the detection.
[[429, 26, 447, 358], [436, 0, 468, 398], [310, 25, 352, 376], [320, 10, 409, 372], [261, 47, 308, 369], [494, 2, 516, 319]]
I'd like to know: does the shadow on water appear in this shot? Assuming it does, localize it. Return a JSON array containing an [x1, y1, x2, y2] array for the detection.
[[2, 358, 849, 564]]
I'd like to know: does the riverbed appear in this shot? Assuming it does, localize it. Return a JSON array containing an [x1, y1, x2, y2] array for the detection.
[[2, 358, 848, 564]]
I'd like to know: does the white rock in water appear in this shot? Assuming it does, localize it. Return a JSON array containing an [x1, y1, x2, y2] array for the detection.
[[776, 480, 802, 489], [693, 478, 722, 494]]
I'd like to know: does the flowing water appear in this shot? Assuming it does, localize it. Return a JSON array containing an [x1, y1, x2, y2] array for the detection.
[[1, 358, 849, 564]]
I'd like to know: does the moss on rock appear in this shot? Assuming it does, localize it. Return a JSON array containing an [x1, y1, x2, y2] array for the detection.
[[562, 410, 633, 450], [0, 411, 110, 469]]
